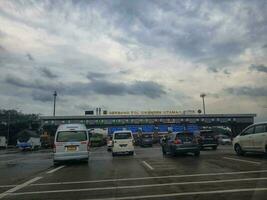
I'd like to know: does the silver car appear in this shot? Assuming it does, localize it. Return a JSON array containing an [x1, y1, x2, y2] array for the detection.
[[53, 124, 89, 165]]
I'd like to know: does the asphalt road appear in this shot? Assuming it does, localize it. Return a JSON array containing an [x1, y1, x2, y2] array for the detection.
[[0, 145, 267, 200]]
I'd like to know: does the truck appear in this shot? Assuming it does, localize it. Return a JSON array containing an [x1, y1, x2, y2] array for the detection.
[[0, 136, 7, 149], [17, 137, 41, 151]]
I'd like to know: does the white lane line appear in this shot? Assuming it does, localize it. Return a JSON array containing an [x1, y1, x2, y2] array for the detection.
[[46, 165, 65, 174], [0, 176, 42, 199], [0, 185, 16, 188], [83, 188, 267, 200], [30, 169, 267, 186], [142, 161, 154, 170], [223, 157, 261, 165], [9, 177, 267, 196]]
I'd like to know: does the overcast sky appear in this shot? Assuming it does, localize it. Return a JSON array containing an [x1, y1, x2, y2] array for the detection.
[[0, 0, 266, 121]]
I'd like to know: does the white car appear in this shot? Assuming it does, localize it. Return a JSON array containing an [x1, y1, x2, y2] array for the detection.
[[233, 122, 267, 156], [53, 124, 89, 165], [218, 135, 232, 145], [112, 131, 134, 156]]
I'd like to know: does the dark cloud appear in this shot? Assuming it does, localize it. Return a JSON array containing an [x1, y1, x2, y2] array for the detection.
[[262, 44, 267, 48], [225, 86, 267, 97], [223, 69, 231, 75], [32, 92, 52, 102], [249, 64, 267, 73], [40, 68, 58, 79], [129, 81, 166, 98], [208, 67, 219, 73], [26, 53, 34, 61], [87, 72, 107, 80], [5, 74, 166, 99]]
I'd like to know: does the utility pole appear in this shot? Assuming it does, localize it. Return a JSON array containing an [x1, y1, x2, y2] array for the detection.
[[53, 91, 57, 116], [200, 93, 206, 115], [7, 111, 10, 148]]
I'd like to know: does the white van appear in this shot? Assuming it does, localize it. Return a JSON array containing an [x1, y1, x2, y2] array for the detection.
[[233, 122, 267, 156], [112, 130, 134, 156], [53, 124, 89, 165]]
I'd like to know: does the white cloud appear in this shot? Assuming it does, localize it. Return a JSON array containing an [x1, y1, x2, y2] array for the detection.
[[0, 0, 266, 121]]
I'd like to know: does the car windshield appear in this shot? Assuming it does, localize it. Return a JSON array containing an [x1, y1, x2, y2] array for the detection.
[[114, 132, 132, 139], [56, 131, 87, 142]]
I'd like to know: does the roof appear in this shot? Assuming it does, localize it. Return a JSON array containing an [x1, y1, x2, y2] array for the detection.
[[57, 124, 87, 131], [40, 114, 257, 120], [113, 130, 132, 134]]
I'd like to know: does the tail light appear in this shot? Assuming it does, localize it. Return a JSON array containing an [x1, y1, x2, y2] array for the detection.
[[173, 139, 182, 144], [53, 143, 56, 153]]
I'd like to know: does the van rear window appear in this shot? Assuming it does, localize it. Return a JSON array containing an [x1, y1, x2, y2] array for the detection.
[[57, 131, 87, 142], [114, 132, 132, 139]]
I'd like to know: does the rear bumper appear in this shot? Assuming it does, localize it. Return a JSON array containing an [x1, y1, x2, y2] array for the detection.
[[112, 147, 134, 153], [54, 151, 89, 161], [201, 143, 218, 147], [175, 146, 200, 153]]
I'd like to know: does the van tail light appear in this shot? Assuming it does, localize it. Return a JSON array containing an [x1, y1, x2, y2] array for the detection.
[[173, 139, 182, 144], [53, 144, 56, 153]]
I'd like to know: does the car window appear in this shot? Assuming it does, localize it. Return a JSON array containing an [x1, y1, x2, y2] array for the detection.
[[114, 132, 132, 139], [241, 127, 254, 136], [254, 125, 266, 134], [57, 131, 87, 142]]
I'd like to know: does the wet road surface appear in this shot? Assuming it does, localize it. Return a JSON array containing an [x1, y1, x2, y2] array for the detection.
[[0, 145, 267, 199]]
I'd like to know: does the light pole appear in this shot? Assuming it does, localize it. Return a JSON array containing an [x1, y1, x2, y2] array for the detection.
[[200, 93, 206, 115], [53, 91, 57, 116], [7, 111, 10, 148]]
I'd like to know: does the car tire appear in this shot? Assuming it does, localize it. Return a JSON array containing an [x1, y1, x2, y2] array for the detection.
[[194, 151, 200, 157], [170, 149, 176, 157], [53, 161, 59, 166], [162, 147, 166, 155], [129, 151, 134, 156], [112, 152, 116, 157], [212, 146, 217, 150], [234, 144, 244, 156]]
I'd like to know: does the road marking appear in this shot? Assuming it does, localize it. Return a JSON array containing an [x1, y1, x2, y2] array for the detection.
[[83, 188, 267, 200], [142, 161, 154, 170], [0, 176, 42, 199], [0, 185, 16, 188], [46, 165, 65, 174], [9, 177, 267, 196], [30, 169, 267, 186], [223, 157, 261, 165]]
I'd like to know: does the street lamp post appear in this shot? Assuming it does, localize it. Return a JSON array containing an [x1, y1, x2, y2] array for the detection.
[[200, 93, 206, 115], [53, 91, 57, 116], [7, 111, 10, 148]]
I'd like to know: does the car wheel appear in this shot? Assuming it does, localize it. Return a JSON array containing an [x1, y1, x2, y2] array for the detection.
[[112, 152, 116, 157], [162, 147, 166, 155], [212, 146, 217, 150], [234, 144, 244, 156], [53, 161, 59, 166], [129, 151, 134, 156], [194, 151, 200, 157], [170, 149, 176, 157]]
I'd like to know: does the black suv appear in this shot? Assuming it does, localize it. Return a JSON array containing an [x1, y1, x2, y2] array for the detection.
[[161, 131, 200, 156], [198, 130, 218, 150]]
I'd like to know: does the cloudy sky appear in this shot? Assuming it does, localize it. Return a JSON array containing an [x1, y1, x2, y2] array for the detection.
[[0, 0, 266, 121]]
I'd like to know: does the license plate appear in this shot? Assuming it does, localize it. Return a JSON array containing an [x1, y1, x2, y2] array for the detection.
[[67, 146, 76, 151], [120, 144, 127, 147], [184, 142, 192, 144]]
